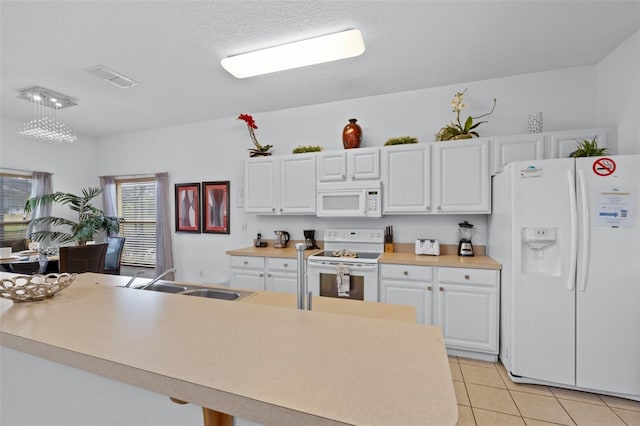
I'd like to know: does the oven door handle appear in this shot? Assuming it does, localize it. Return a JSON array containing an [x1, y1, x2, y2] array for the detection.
[[308, 262, 378, 271]]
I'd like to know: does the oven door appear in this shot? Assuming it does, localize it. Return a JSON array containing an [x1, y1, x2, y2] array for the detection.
[[307, 260, 379, 302]]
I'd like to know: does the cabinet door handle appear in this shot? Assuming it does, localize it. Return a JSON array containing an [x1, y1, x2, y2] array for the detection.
[[267, 273, 272, 277], [427, 286, 432, 291], [272, 208, 276, 212], [437, 206, 442, 210], [280, 208, 283, 212], [259, 273, 264, 277], [464, 275, 470, 280], [439, 287, 444, 292]]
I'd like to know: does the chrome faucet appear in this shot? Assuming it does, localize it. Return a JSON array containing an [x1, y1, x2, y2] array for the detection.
[[137, 268, 177, 290], [123, 270, 146, 288]]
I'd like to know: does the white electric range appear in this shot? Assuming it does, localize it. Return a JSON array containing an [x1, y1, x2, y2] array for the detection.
[[307, 228, 384, 302]]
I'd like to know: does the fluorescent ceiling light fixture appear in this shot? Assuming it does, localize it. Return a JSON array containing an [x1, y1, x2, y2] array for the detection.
[[221, 29, 365, 78]]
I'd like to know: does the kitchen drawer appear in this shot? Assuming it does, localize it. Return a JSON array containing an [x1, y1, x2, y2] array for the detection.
[[230, 256, 265, 269], [438, 268, 497, 286], [267, 257, 297, 272], [381, 264, 433, 281]]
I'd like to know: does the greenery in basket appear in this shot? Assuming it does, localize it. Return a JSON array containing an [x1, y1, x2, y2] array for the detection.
[[569, 135, 608, 157], [292, 145, 324, 154], [384, 136, 419, 146], [435, 89, 497, 141], [24, 187, 123, 245]]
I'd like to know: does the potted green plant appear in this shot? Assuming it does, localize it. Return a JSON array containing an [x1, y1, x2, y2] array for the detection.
[[384, 136, 419, 146], [24, 187, 123, 245], [435, 89, 497, 141], [292, 145, 323, 154], [569, 135, 608, 157]]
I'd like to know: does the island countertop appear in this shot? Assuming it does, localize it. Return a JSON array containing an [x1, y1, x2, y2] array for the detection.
[[0, 272, 458, 426]]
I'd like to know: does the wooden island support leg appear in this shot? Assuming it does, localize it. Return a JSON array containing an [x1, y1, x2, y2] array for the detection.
[[170, 397, 233, 426]]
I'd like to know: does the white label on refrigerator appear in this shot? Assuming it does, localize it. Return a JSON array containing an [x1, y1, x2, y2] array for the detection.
[[519, 165, 543, 179], [595, 187, 636, 228]]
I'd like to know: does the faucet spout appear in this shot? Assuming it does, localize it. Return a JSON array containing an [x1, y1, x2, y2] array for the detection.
[[138, 268, 177, 290]]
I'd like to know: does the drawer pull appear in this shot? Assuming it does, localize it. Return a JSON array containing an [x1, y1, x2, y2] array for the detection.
[[464, 275, 470, 280], [403, 271, 409, 276], [283, 263, 288, 268], [243, 261, 248, 265]]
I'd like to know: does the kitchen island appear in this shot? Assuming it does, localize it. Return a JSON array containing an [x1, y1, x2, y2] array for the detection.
[[0, 272, 457, 426]]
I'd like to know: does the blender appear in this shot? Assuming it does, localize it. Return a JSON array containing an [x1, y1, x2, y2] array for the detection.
[[303, 230, 319, 250], [457, 221, 475, 257]]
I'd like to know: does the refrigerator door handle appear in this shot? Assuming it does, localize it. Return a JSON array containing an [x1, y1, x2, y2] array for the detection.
[[577, 169, 590, 292], [567, 169, 578, 291]]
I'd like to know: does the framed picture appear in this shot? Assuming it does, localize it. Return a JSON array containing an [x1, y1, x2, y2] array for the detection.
[[202, 181, 230, 234], [175, 183, 201, 233]]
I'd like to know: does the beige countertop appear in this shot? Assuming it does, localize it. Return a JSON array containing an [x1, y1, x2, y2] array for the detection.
[[380, 252, 502, 270], [0, 272, 457, 426], [226, 244, 320, 258], [227, 245, 501, 270]]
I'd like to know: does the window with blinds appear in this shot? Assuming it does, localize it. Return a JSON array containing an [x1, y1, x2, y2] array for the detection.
[[116, 178, 156, 267], [0, 173, 32, 240]]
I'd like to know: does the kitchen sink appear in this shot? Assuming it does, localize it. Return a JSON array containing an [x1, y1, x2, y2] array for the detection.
[[135, 282, 254, 301], [181, 288, 241, 300], [140, 283, 188, 293]]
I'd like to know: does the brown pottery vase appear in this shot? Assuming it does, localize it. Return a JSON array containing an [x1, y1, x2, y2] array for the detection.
[[342, 118, 362, 149]]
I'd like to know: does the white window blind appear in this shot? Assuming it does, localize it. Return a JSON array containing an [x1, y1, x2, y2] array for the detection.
[[0, 173, 32, 240], [116, 179, 156, 267]]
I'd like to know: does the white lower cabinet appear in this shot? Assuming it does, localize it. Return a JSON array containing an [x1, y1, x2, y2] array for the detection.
[[381, 264, 499, 359], [265, 257, 297, 294], [229, 256, 298, 293], [380, 264, 434, 324], [229, 256, 265, 291]]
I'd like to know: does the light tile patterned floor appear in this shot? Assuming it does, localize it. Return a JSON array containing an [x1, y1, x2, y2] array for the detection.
[[451, 356, 640, 426]]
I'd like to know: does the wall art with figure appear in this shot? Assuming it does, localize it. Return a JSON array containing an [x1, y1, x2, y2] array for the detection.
[[202, 181, 230, 234], [174, 183, 201, 233]]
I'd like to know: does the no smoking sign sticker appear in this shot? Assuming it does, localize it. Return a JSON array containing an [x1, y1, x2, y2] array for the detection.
[[592, 157, 616, 176]]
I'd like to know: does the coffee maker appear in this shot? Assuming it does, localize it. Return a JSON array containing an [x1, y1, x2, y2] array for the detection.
[[303, 230, 319, 250], [457, 221, 475, 257]]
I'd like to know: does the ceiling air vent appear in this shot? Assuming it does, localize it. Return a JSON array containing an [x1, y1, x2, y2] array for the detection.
[[85, 65, 138, 88]]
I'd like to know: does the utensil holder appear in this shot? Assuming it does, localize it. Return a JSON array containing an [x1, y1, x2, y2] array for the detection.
[[384, 243, 394, 253]]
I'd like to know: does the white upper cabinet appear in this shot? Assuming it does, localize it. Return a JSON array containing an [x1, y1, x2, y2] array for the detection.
[[317, 148, 380, 182], [382, 143, 432, 214], [244, 154, 316, 215], [244, 157, 277, 214], [548, 128, 609, 159], [279, 154, 316, 214], [491, 134, 544, 175], [433, 139, 491, 214]]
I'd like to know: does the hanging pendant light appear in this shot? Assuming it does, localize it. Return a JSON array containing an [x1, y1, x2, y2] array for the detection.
[[17, 87, 78, 143]]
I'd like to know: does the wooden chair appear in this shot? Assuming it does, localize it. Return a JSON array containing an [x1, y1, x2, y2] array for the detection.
[[103, 237, 126, 275], [0, 239, 28, 252], [58, 244, 108, 274]]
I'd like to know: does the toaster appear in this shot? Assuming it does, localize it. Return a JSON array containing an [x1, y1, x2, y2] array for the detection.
[[415, 239, 440, 256]]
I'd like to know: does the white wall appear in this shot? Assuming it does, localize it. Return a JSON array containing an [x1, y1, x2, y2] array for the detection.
[[95, 66, 599, 283], [597, 30, 640, 154], [0, 116, 100, 221]]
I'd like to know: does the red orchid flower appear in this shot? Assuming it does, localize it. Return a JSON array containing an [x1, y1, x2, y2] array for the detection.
[[238, 114, 257, 129]]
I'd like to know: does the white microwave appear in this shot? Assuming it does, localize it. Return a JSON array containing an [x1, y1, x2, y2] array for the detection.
[[316, 181, 382, 218]]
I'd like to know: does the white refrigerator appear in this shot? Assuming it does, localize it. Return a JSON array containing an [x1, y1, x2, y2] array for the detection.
[[488, 155, 639, 401]]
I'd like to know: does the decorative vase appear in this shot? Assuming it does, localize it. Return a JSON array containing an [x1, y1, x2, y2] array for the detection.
[[453, 134, 473, 140], [342, 118, 362, 149]]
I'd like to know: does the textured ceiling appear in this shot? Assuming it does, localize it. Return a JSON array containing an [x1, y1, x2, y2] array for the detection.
[[1, 1, 638, 138]]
